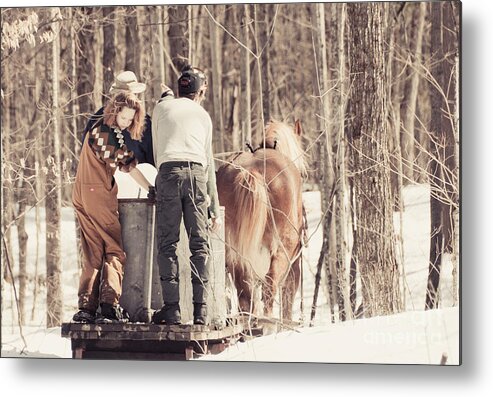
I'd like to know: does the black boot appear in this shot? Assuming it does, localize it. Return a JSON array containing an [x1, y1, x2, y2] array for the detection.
[[72, 309, 96, 323], [151, 303, 181, 325], [96, 303, 130, 324], [193, 303, 207, 325]]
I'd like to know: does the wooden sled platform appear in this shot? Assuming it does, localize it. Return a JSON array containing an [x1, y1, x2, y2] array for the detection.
[[61, 320, 244, 360]]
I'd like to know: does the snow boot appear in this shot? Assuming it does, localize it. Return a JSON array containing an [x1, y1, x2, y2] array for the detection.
[[96, 303, 130, 324], [193, 303, 207, 325], [151, 303, 181, 325], [72, 309, 96, 323]]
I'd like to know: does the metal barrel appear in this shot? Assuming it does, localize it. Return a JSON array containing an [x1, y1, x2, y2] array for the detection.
[[118, 199, 161, 322], [208, 208, 226, 327], [176, 207, 226, 326]]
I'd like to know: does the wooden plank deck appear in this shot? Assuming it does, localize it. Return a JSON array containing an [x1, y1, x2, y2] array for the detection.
[[61, 320, 245, 360]]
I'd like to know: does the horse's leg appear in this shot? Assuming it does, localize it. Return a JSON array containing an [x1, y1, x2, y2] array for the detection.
[[230, 263, 255, 315], [261, 273, 275, 318], [281, 256, 301, 321], [262, 252, 290, 318]]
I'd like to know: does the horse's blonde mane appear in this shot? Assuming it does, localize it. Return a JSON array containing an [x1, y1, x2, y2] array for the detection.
[[264, 120, 308, 178]]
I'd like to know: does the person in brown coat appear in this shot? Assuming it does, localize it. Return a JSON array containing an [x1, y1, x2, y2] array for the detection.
[[72, 91, 154, 323]]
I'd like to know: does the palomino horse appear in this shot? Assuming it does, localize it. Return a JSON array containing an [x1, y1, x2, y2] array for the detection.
[[216, 120, 307, 321]]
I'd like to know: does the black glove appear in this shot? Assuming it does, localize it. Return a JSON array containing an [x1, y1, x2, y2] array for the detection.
[[147, 186, 156, 203]]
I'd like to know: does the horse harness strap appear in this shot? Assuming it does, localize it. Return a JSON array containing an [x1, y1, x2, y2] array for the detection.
[[245, 138, 278, 154], [228, 138, 279, 166]]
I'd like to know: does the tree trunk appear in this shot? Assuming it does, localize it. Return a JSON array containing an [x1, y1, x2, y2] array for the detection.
[[425, 1, 459, 310], [347, 2, 401, 317], [168, 5, 189, 77], [68, 7, 84, 279], [311, 2, 340, 321], [231, 84, 241, 151], [388, 6, 407, 309], [348, 178, 358, 316], [401, 3, 427, 183], [240, 4, 252, 146], [32, 152, 43, 321], [425, 1, 444, 310], [152, 6, 167, 99], [32, 32, 46, 321], [1, 60, 14, 285], [451, 3, 460, 307], [311, 139, 332, 324], [124, 6, 140, 77], [252, 4, 267, 142], [16, 129, 30, 325], [45, 8, 63, 327], [103, 6, 116, 100], [261, 4, 273, 123], [77, 7, 96, 134], [334, 3, 353, 321], [208, 5, 225, 154], [254, 4, 273, 127]]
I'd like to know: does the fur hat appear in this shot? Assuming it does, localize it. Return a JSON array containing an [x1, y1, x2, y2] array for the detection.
[[110, 71, 146, 94]]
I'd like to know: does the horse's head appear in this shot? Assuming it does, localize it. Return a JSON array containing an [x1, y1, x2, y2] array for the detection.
[[262, 119, 308, 178]]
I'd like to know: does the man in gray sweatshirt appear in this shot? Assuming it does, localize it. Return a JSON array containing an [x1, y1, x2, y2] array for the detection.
[[151, 65, 221, 326]]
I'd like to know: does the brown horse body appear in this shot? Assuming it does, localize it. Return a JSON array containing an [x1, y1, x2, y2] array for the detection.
[[216, 121, 306, 320]]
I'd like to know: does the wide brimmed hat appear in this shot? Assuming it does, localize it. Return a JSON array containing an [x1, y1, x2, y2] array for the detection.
[[110, 71, 146, 94]]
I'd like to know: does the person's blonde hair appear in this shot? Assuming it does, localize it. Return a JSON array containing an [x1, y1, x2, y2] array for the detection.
[[103, 92, 145, 140]]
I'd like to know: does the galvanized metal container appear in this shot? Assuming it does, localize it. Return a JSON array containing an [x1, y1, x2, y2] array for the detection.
[[118, 199, 160, 323]]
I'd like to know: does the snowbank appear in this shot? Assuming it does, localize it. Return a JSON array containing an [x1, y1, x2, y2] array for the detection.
[[198, 307, 459, 365]]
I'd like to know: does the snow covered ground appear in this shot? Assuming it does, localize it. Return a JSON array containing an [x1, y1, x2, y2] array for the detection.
[[200, 307, 459, 364], [1, 166, 459, 364], [4, 0, 493, 393]]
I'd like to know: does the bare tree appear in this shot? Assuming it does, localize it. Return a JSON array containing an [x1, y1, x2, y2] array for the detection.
[[239, 4, 252, 146], [1, 59, 14, 286], [124, 6, 140, 77], [311, 2, 338, 322], [425, 1, 459, 310], [76, 7, 96, 133], [0, 3, 460, 331], [333, 3, 353, 321], [347, 2, 401, 317], [45, 7, 63, 327], [208, 5, 226, 154], [102, 6, 116, 100], [168, 5, 189, 77], [151, 5, 167, 99]]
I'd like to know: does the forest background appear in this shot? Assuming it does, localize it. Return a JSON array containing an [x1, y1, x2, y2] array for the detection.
[[1, 0, 459, 327], [0, 0, 486, 395]]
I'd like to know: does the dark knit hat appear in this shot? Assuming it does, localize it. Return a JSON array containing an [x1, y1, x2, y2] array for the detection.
[[177, 65, 207, 96]]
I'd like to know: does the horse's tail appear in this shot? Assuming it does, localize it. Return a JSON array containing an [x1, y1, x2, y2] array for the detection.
[[231, 168, 269, 269]]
